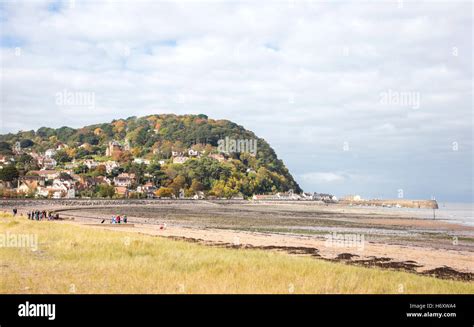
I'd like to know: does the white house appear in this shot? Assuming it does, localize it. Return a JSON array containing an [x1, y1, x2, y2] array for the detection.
[[45, 149, 57, 158], [133, 158, 151, 165], [105, 161, 119, 174], [188, 149, 199, 157], [83, 159, 99, 169]]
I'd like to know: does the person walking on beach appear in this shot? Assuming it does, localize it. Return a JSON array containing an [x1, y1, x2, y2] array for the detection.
[[123, 215, 127, 224], [12, 208, 17, 216]]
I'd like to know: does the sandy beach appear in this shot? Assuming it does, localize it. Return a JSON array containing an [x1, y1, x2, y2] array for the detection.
[[6, 200, 473, 281]]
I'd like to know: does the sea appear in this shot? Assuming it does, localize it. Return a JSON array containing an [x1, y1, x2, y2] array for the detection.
[[377, 202, 474, 227]]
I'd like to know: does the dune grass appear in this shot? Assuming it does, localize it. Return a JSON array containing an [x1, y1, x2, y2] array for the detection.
[[0, 214, 473, 294]]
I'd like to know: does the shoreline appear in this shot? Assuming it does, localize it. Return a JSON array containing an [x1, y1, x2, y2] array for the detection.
[[4, 200, 474, 281]]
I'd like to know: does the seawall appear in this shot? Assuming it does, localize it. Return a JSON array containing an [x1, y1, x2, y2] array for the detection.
[[339, 199, 439, 209]]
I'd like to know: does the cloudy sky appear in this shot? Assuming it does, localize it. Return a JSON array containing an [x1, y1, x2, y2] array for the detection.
[[0, 0, 472, 202]]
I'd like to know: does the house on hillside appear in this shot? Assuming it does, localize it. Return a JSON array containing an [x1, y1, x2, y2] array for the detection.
[[188, 149, 199, 157], [37, 156, 57, 169], [36, 179, 75, 198], [136, 181, 156, 198], [84, 159, 99, 169], [171, 151, 184, 157], [133, 158, 151, 165], [113, 173, 136, 187], [17, 176, 45, 194], [104, 161, 119, 174], [44, 149, 57, 158], [29, 170, 60, 181]]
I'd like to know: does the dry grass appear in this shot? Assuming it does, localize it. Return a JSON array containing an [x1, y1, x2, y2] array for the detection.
[[0, 214, 473, 294]]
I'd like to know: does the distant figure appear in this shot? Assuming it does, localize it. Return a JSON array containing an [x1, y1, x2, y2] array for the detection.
[[111, 216, 116, 224], [123, 216, 128, 224], [101, 219, 105, 224], [117, 216, 121, 224], [12, 208, 17, 216]]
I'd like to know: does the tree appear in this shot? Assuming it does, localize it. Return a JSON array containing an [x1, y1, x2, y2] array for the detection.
[[190, 179, 204, 193], [97, 184, 115, 198], [19, 139, 34, 148], [0, 166, 19, 181], [117, 151, 133, 163], [54, 150, 71, 163], [0, 142, 12, 155], [155, 187, 174, 198], [16, 154, 37, 171], [93, 165, 107, 176], [169, 175, 186, 195]]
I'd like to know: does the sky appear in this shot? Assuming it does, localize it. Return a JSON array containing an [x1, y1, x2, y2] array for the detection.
[[0, 0, 472, 202]]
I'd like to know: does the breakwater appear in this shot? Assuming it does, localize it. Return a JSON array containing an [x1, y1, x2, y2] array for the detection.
[[339, 199, 439, 209]]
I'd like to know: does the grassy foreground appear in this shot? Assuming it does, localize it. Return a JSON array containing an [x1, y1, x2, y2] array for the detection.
[[0, 214, 473, 294]]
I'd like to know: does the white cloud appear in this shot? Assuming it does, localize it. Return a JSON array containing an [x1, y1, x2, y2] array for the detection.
[[0, 0, 472, 201]]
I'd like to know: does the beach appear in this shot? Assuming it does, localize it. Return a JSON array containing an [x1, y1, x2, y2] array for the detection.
[[4, 199, 473, 281]]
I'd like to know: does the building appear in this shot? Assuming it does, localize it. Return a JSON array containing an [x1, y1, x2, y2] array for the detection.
[[83, 159, 99, 169], [193, 191, 205, 200], [113, 173, 136, 187], [38, 157, 57, 169], [136, 182, 156, 197], [17, 176, 45, 194], [133, 158, 151, 165], [28, 170, 60, 180], [172, 151, 184, 157], [104, 161, 119, 174], [44, 149, 57, 158], [314, 193, 338, 202], [343, 195, 363, 201], [252, 194, 280, 201], [188, 149, 199, 157], [35, 179, 75, 198]]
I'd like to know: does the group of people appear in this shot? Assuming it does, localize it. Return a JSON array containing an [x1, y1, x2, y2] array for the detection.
[[108, 215, 128, 224], [27, 210, 59, 221]]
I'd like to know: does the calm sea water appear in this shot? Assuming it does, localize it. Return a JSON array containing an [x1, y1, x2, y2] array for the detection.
[[378, 202, 474, 227], [433, 202, 474, 226]]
